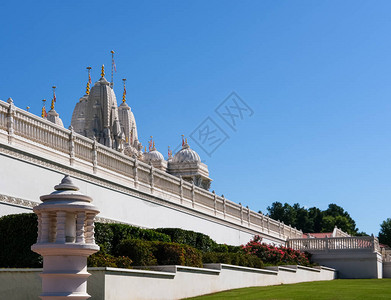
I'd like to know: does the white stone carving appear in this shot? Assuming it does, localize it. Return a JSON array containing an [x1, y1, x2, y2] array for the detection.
[[31, 175, 100, 300]]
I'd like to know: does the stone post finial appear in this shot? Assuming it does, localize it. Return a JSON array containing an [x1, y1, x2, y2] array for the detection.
[[31, 175, 100, 300]]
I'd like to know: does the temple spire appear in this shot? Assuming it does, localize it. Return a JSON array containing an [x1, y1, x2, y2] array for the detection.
[[101, 65, 105, 78], [41, 99, 47, 118], [148, 136, 153, 152], [122, 78, 127, 103], [51, 86, 56, 110], [111, 50, 116, 87], [86, 67, 92, 95]]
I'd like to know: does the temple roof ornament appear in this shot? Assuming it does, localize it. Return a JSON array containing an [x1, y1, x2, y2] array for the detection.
[[122, 78, 127, 103], [142, 140, 167, 171], [41, 99, 47, 119], [168, 137, 212, 190], [172, 138, 201, 163], [46, 86, 64, 127], [86, 66, 92, 95]]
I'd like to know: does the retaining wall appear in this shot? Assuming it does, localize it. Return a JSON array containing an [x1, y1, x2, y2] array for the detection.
[[384, 262, 391, 278], [0, 264, 336, 300]]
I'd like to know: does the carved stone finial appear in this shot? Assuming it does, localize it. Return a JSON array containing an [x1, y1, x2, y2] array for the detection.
[[54, 175, 79, 191], [7, 97, 13, 104]]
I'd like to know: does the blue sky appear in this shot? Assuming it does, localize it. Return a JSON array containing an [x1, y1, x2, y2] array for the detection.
[[1, 1, 390, 235]]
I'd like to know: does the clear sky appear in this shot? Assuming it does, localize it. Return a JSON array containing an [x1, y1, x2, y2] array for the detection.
[[1, 0, 390, 235]]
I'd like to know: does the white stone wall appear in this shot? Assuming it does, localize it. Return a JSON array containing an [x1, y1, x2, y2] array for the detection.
[[0, 264, 336, 300], [383, 262, 391, 278], [310, 251, 383, 279]]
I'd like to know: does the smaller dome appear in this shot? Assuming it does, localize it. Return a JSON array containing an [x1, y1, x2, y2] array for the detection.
[[172, 142, 201, 163], [143, 147, 165, 162], [47, 109, 64, 127]]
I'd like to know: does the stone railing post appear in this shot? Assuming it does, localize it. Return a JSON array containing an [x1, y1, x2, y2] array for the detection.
[[240, 203, 243, 224], [133, 158, 139, 188], [222, 195, 226, 218], [246, 206, 250, 225], [213, 191, 217, 215], [92, 137, 98, 174], [267, 217, 270, 233], [179, 176, 183, 204], [69, 126, 75, 166], [6, 98, 15, 144], [325, 236, 329, 252], [191, 182, 195, 208], [150, 164, 154, 193]]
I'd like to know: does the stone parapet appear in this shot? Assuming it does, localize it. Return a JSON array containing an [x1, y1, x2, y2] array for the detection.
[[0, 99, 303, 242]]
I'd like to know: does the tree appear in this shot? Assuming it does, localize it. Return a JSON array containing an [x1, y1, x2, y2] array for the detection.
[[292, 203, 313, 233], [308, 207, 323, 233], [322, 204, 358, 235], [267, 202, 296, 227], [265, 202, 359, 235], [379, 218, 391, 247], [355, 231, 369, 236]]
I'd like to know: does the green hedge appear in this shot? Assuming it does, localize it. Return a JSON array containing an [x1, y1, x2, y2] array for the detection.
[[116, 239, 203, 267], [87, 250, 133, 269], [1, 214, 298, 271], [155, 228, 217, 252], [95, 223, 171, 254], [0, 213, 42, 268], [202, 252, 264, 269]]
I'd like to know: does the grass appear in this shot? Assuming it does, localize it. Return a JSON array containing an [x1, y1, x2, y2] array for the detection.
[[186, 279, 391, 300]]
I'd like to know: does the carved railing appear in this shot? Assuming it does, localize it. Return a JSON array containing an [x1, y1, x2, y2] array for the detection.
[[380, 248, 391, 262], [287, 236, 380, 252], [0, 99, 303, 240]]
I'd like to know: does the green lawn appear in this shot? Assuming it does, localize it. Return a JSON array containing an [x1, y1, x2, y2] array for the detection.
[[186, 279, 391, 300]]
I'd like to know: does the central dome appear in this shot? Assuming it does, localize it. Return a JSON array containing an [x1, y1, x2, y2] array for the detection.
[[172, 143, 201, 163]]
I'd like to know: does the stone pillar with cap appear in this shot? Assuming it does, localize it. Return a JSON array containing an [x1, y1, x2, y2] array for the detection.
[[31, 175, 100, 300]]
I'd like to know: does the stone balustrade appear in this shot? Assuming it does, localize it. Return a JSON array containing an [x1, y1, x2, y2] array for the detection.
[[0, 99, 303, 240], [286, 236, 380, 252]]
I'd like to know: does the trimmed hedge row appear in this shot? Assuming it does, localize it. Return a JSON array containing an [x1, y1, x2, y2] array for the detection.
[[0, 213, 42, 268], [0, 214, 311, 271], [202, 252, 264, 269], [95, 223, 171, 254], [87, 251, 133, 268], [116, 239, 203, 267], [155, 228, 216, 252]]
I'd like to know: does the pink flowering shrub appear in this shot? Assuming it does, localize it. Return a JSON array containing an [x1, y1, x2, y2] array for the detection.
[[241, 235, 310, 266]]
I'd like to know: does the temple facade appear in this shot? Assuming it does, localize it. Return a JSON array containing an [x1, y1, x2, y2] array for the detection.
[[68, 65, 212, 190]]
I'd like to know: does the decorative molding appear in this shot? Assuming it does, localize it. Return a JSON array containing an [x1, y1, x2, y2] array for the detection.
[[0, 194, 38, 209]]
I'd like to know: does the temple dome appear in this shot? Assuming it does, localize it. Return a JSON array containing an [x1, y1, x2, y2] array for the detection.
[[143, 147, 164, 162], [172, 143, 201, 163], [47, 109, 64, 127]]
